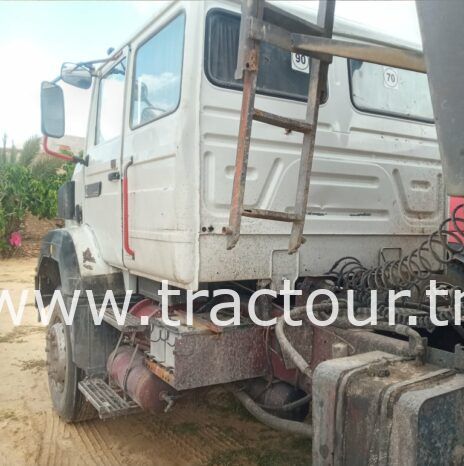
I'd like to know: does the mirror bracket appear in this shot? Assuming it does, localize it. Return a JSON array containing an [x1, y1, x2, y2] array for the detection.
[[43, 136, 88, 166]]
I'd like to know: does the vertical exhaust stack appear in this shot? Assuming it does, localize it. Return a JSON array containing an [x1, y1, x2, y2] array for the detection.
[[107, 346, 177, 413]]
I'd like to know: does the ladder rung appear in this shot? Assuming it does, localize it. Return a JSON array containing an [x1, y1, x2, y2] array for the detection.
[[253, 109, 312, 133], [242, 208, 302, 222]]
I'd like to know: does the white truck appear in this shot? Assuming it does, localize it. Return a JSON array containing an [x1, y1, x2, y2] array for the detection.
[[38, 1, 464, 463]]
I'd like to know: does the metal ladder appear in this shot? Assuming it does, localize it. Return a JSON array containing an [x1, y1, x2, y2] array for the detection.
[[224, 0, 426, 253]]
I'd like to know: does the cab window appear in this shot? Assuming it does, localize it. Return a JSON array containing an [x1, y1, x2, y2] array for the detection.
[[348, 59, 434, 122], [96, 59, 126, 144], [205, 9, 318, 102], [130, 13, 185, 128]]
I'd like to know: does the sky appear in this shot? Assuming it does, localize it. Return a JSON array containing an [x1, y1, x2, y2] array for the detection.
[[0, 0, 421, 148]]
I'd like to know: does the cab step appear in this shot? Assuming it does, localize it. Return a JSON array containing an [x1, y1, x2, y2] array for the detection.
[[78, 378, 141, 419]]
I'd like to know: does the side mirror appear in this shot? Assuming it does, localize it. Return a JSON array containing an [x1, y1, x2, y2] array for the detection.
[[61, 62, 92, 89], [40, 81, 65, 138]]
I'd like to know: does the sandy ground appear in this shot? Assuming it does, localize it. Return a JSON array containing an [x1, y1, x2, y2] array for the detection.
[[0, 258, 311, 466]]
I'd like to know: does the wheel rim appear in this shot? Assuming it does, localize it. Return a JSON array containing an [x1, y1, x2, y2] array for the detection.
[[46, 322, 67, 394]]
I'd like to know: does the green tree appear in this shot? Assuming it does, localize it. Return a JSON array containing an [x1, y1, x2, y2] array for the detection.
[[10, 142, 17, 164], [19, 135, 41, 166], [1, 133, 7, 165]]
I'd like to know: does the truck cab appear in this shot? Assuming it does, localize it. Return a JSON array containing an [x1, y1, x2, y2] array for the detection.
[[40, 0, 439, 293]]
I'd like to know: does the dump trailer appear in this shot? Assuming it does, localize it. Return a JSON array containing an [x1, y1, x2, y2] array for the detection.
[[37, 0, 464, 464]]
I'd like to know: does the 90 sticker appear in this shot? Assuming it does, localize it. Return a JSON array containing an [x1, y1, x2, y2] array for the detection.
[[291, 53, 310, 74]]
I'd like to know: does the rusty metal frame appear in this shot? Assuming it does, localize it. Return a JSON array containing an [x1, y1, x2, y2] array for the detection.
[[224, 0, 336, 253], [224, 0, 263, 250], [225, 0, 426, 253], [288, 0, 335, 253], [291, 33, 425, 73], [248, 17, 426, 73]]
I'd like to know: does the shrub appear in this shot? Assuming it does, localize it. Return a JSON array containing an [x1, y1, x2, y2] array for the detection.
[[0, 159, 73, 255], [0, 164, 31, 252]]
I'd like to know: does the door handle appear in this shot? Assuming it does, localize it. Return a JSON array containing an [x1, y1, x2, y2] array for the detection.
[[123, 157, 135, 259], [108, 171, 120, 181]]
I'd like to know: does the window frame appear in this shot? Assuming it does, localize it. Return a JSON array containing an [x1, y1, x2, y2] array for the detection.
[[204, 8, 327, 104], [347, 59, 434, 124], [129, 11, 186, 131], [95, 57, 128, 146]]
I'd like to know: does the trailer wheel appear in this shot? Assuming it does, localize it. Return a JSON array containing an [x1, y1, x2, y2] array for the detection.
[[46, 297, 96, 422]]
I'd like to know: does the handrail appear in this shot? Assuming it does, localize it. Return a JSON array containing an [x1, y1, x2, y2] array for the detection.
[[123, 157, 135, 258]]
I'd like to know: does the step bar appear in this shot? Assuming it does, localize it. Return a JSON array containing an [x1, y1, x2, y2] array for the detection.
[[78, 378, 140, 420]]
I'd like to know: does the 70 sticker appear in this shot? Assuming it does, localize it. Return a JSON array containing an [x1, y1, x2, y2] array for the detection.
[[383, 67, 399, 89]]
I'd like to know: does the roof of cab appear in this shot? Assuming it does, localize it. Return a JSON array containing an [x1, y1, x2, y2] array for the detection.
[[269, 0, 422, 51], [104, 0, 421, 69]]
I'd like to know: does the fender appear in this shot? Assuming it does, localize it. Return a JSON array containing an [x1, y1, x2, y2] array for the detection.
[[36, 224, 125, 298], [35, 225, 123, 374]]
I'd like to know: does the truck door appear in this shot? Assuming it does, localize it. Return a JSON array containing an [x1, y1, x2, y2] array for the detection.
[[83, 54, 128, 268], [120, 12, 187, 281]]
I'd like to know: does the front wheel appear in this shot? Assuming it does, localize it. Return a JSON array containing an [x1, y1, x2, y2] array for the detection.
[[46, 298, 96, 422]]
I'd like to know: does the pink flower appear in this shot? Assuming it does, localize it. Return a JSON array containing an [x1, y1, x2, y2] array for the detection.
[[9, 231, 22, 248]]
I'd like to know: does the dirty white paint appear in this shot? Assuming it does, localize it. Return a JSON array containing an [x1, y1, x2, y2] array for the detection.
[[69, 0, 441, 290]]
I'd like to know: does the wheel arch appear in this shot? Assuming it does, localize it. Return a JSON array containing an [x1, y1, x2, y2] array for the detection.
[[35, 225, 125, 299]]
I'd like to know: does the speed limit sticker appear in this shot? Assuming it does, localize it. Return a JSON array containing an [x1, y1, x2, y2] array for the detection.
[[383, 67, 399, 89], [291, 53, 310, 74]]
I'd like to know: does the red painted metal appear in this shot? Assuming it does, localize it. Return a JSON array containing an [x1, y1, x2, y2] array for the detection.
[[129, 298, 161, 319], [43, 136, 75, 162], [270, 346, 301, 387], [449, 196, 464, 243], [128, 299, 161, 349], [107, 345, 176, 412], [123, 158, 135, 258]]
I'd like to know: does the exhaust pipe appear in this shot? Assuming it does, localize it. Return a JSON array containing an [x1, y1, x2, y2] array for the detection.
[[107, 345, 177, 413]]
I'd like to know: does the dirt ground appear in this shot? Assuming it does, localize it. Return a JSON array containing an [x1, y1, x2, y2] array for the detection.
[[0, 258, 311, 466]]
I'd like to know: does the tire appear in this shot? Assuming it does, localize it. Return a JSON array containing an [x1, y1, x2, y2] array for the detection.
[[46, 294, 96, 423]]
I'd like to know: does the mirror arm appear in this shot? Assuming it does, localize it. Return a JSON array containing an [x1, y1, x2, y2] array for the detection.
[[57, 52, 121, 85], [43, 136, 88, 165], [69, 53, 121, 77], [77, 50, 122, 69]]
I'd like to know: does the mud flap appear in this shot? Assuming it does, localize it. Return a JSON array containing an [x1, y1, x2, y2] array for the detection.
[[71, 300, 118, 376]]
